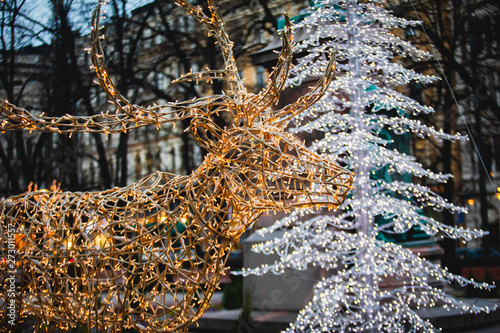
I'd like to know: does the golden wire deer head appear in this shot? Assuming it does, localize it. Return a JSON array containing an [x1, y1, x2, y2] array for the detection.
[[0, 0, 352, 331]]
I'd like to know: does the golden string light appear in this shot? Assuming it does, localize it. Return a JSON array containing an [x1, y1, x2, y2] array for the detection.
[[0, 0, 352, 332]]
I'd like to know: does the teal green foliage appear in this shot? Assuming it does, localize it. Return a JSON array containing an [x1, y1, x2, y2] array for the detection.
[[369, 106, 429, 244]]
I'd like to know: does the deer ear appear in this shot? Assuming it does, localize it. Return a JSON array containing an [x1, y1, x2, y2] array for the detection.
[[190, 116, 224, 154]]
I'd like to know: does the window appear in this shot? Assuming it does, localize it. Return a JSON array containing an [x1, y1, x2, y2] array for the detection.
[[155, 33, 163, 45], [143, 28, 152, 49], [135, 153, 142, 180], [157, 72, 169, 91], [494, 137, 500, 172], [186, 16, 194, 32], [256, 66, 266, 91], [146, 150, 153, 174]]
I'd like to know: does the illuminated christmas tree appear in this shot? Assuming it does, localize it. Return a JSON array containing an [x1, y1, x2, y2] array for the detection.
[[238, 0, 494, 331]]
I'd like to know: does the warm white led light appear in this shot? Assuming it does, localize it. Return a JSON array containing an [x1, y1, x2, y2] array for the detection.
[[0, 1, 353, 332]]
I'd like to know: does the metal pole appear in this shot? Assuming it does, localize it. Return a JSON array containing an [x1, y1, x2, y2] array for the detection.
[[347, 1, 376, 331]]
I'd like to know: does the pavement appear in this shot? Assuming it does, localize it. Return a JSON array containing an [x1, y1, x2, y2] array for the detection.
[[460, 323, 500, 333], [190, 296, 500, 333], [416, 298, 500, 333]]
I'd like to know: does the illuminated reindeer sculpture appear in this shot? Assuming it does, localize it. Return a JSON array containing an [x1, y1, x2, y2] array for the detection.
[[0, 0, 352, 331]]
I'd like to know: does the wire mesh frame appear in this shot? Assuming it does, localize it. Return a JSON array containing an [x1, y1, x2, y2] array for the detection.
[[0, 0, 353, 331]]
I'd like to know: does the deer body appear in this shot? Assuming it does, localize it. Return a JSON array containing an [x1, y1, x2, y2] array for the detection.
[[2, 124, 350, 331], [0, 1, 352, 331]]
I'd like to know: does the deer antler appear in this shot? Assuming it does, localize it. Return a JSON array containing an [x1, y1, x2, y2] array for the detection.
[[173, 0, 245, 97], [0, 1, 236, 134], [0, 98, 192, 133], [0, 0, 333, 135], [269, 50, 336, 126], [248, 14, 293, 117]]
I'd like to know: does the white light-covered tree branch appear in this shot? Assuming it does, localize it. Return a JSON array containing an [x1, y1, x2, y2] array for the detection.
[[236, 0, 495, 332]]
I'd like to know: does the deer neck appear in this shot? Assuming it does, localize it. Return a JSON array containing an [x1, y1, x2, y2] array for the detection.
[[184, 156, 261, 240]]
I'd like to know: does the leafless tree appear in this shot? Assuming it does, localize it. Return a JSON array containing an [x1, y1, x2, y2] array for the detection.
[[390, 0, 500, 263]]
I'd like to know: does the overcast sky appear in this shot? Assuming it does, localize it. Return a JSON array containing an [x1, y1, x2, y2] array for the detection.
[[22, 0, 150, 45]]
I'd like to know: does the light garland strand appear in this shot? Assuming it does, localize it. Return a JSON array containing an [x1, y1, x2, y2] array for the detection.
[[0, 0, 353, 331]]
